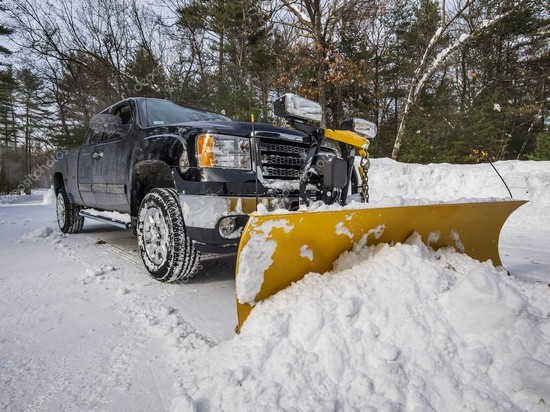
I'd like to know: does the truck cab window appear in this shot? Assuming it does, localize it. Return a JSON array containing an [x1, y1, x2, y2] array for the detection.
[[116, 105, 132, 124], [86, 129, 102, 145], [100, 104, 132, 143]]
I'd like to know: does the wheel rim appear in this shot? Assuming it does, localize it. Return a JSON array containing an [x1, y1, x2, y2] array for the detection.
[[56, 192, 66, 228], [142, 206, 169, 266]]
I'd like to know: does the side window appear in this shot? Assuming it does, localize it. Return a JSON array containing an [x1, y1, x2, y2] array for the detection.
[[99, 104, 132, 143], [85, 129, 102, 145], [83, 129, 92, 144], [116, 105, 133, 125]]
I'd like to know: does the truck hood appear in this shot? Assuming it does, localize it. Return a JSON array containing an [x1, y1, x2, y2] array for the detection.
[[146, 121, 309, 144]]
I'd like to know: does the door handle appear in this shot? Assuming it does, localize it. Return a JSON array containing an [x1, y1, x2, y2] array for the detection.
[[92, 151, 104, 160]]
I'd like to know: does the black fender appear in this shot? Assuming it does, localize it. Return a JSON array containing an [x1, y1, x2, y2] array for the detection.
[[52, 172, 64, 192]]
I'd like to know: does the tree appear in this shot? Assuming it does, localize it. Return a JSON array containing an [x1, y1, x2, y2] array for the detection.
[[175, 0, 276, 120], [126, 46, 167, 98], [0, 0, 17, 149], [0, 164, 7, 194], [16, 67, 51, 193], [390, 0, 531, 160], [276, 0, 377, 127], [3, 0, 548, 164], [0, 0, 15, 86], [0, 67, 17, 148]]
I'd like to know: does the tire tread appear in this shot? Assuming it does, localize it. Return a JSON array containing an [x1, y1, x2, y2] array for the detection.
[[137, 188, 200, 282]]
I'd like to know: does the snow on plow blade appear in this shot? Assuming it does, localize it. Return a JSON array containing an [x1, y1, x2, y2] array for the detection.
[[235, 200, 526, 330]]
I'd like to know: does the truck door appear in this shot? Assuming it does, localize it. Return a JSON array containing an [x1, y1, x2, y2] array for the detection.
[[77, 129, 103, 208], [91, 102, 134, 212]]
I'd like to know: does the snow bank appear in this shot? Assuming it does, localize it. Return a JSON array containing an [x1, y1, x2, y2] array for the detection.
[[368, 159, 550, 228], [255, 159, 549, 228], [168, 159, 550, 411], [173, 234, 550, 411], [42, 187, 55, 205]]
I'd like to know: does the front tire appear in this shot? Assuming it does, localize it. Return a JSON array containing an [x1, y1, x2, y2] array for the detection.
[[56, 188, 84, 234], [137, 188, 200, 282]]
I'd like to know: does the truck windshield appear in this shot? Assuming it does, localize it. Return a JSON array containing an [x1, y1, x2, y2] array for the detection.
[[140, 99, 231, 127]]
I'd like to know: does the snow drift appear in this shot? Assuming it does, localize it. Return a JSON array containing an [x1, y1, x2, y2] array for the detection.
[[368, 159, 550, 228], [170, 159, 550, 412], [172, 236, 550, 411], [2, 159, 548, 411]]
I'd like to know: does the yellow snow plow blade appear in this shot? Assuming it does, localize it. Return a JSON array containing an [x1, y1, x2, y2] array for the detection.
[[235, 200, 526, 330]]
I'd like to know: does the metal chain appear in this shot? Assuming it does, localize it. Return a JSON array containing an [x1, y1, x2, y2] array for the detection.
[[360, 154, 370, 203]]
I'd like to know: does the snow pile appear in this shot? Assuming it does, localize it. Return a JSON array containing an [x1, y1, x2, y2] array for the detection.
[[173, 235, 550, 411], [368, 159, 550, 226], [236, 219, 294, 305], [171, 159, 550, 410], [81, 264, 118, 284], [20, 225, 54, 241], [256, 159, 548, 221], [42, 187, 55, 205]]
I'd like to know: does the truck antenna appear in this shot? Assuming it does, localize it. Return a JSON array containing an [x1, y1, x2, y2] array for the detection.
[[481, 151, 513, 199], [251, 114, 259, 208]]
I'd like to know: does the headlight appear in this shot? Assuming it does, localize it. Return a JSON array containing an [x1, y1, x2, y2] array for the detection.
[[341, 118, 377, 139], [196, 133, 251, 169], [274, 93, 322, 123]]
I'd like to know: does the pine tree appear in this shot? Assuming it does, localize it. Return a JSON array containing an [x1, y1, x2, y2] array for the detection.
[[176, 0, 274, 120], [454, 0, 550, 160], [0, 164, 7, 194], [16, 68, 51, 193], [0, 67, 17, 148], [126, 47, 167, 98], [0, 0, 17, 150], [0, 0, 15, 87]]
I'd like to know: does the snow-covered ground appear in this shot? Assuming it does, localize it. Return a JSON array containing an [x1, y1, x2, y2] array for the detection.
[[1, 159, 549, 411]]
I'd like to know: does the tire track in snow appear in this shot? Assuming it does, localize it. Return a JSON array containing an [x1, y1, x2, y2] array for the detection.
[[78, 233, 143, 266]]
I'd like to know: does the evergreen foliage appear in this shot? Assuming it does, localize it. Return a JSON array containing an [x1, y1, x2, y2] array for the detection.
[[1, 0, 548, 163]]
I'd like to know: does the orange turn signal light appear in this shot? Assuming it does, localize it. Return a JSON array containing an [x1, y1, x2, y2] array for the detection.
[[196, 134, 214, 167]]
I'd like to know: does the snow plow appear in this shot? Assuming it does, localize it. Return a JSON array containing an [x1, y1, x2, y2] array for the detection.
[[234, 94, 526, 330]]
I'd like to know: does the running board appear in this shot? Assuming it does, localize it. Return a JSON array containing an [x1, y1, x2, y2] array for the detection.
[[79, 209, 132, 229]]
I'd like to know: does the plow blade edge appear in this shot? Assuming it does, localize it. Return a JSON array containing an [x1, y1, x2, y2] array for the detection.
[[235, 200, 526, 330]]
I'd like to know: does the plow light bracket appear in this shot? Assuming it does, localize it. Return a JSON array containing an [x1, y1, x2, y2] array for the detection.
[[341, 118, 377, 139], [274, 93, 322, 123]]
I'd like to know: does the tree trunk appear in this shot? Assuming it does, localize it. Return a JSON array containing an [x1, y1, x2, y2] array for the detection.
[[315, 31, 327, 128], [25, 108, 31, 195], [391, 88, 414, 160], [218, 28, 224, 80], [517, 78, 546, 159]]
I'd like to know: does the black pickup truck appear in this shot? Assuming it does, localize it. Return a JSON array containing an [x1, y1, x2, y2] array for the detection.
[[52, 95, 375, 282]]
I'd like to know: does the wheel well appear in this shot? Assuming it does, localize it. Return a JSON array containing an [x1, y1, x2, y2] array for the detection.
[[130, 160, 176, 217], [53, 172, 64, 194]]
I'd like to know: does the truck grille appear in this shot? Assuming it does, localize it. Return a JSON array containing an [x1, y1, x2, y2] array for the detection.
[[262, 154, 305, 167], [261, 142, 308, 155], [259, 138, 335, 180], [262, 166, 301, 179]]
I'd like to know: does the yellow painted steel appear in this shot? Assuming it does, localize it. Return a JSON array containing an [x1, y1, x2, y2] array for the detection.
[[235, 200, 526, 330], [324, 129, 370, 150]]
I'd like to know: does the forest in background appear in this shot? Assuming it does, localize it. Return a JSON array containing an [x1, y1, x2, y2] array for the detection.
[[0, 0, 549, 192]]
